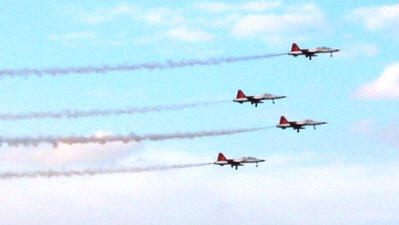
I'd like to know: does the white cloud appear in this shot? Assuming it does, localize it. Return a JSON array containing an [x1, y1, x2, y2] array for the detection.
[[142, 7, 185, 26], [231, 4, 326, 39], [66, 2, 330, 45], [0, 142, 140, 170], [49, 32, 96, 41], [195, 2, 232, 13], [338, 42, 378, 58], [166, 28, 214, 42], [73, 3, 138, 24], [195, 1, 281, 13], [1, 146, 398, 225], [380, 122, 399, 146], [351, 3, 399, 31], [1, 159, 398, 225], [72, 4, 184, 27], [241, 1, 281, 12], [355, 62, 399, 99], [49, 31, 97, 46], [350, 118, 375, 136]]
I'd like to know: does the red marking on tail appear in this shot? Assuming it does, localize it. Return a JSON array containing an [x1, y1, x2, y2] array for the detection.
[[291, 43, 300, 52], [236, 90, 246, 98], [279, 116, 288, 124], [217, 153, 227, 161]]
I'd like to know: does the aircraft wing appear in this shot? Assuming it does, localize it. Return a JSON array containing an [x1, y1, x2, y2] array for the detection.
[[301, 49, 317, 56], [214, 161, 230, 165], [264, 95, 286, 100], [246, 96, 263, 103], [234, 158, 247, 163], [307, 121, 327, 125]]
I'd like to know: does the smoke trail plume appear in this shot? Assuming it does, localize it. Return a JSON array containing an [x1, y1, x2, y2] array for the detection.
[[0, 100, 230, 121], [0, 127, 272, 147], [0, 163, 212, 179], [0, 53, 286, 78]]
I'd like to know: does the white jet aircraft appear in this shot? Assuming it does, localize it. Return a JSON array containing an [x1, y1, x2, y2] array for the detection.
[[233, 90, 286, 107], [288, 43, 340, 60], [214, 153, 265, 170], [276, 116, 327, 132]]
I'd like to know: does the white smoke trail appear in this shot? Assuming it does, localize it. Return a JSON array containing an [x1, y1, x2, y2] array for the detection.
[[0, 163, 212, 179], [0, 127, 272, 147], [0, 100, 230, 121], [0, 53, 286, 78]]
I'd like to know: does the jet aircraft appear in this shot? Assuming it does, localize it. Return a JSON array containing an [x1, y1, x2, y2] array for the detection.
[[233, 90, 286, 107], [288, 43, 340, 60], [214, 153, 265, 170], [276, 116, 327, 132]]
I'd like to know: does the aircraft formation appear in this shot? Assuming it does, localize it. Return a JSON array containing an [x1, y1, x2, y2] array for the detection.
[[0, 42, 338, 178], [215, 43, 336, 170]]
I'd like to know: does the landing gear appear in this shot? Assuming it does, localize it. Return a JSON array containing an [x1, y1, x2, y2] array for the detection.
[[296, 129, 300, 133], [313, 125, 316, 130], [256, 163, 258, 167], [235, 166, 238, 170], [330, 53, 333, 57], [255, 103, 258, 107], [272, 100, 275, 104]]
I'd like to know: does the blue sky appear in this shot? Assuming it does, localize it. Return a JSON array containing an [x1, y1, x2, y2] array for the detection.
[[0, 1, 399, 224]]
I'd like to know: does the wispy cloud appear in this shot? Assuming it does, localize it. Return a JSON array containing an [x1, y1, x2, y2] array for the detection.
[[49, 31, 97, 45], [71, 4, 183, 26], [1, 156, 398, 225], [355, 62, 399, 99], [350, 118, 375, 136], [71, 3, 138, 24], [195, 1, 281, 13], [231, 4, 328, 43], [143, 7, 185, 26], [351, 3, 399, 31], [65, 2, 328, 46], [165, 28, 214, 42], [380, 120, 399, 146], [0, 143, 137, 170], [338, 42, 378, 58]]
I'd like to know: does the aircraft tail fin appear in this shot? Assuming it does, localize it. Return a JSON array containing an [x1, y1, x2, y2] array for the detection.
[[279, 116, 288, 124], [291, 43, 301, 51], [236, 90, 246, 98], [217, 153, 227, 161]]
